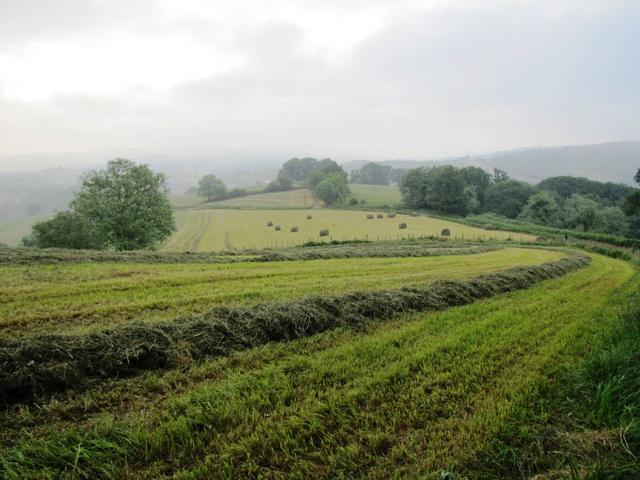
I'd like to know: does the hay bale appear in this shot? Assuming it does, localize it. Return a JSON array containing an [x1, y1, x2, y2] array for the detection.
[[410, 212, 419, 217], [319, 229, 329, 237], [441, 228, 450, 237], [267, 221, 273, 227], [387, 213, 396, 218], [275, 225, 281, 231], [366, 214, 374, 219], [306, 215, 312, 220], [484, 224, 495, 230], [399, 223, 407, 229], [376, 213, 383, 219], [290, 226, 299, 233]]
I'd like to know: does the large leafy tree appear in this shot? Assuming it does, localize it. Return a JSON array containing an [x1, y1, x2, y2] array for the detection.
[[71, 159, 175, 250], [518, 191, 562, 227], [352, 162, 391, 185], [315, 173, 350, 205], [198, 174, 227, 201], [30, 211, 105, 249], [484, 180, 538, 218], [623, 168, 640, 215]]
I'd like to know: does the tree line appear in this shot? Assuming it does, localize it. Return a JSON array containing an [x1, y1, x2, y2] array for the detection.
[[399, 165, 640, 237]]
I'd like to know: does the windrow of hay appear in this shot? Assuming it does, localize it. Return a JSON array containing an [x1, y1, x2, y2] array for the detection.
[[0, 251, 590, 405]]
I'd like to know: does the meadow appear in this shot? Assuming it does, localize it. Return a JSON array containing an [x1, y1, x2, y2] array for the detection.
[[349, 183, 404, 206], [202, 189, 317, 209], [0, 247, 558, 337], [164, 209, 535, 251], [1, 251, 637, 478]]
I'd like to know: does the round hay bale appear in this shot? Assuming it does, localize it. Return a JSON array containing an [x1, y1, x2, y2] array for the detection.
[[366, 214, 374, 219], [319, 229, 329, 237], [275, 225, 281, 231], [387, 213, 396, 218], [267, 221, 273, 227], [399, 223, 407, 229], [376, 213, 383, 219], [306, 215, 312, 220], [441, 228, 450, 237], [290, 226, 299, 232]]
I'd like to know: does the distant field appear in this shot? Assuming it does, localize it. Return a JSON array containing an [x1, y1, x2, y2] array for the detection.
[[201, 188, 317, 209], [349, 183, 403, 206], [0, 247, 559, 336], [169, 193, 204, 209], [164, 208, 535, 251], [0, 215, 48, 246]]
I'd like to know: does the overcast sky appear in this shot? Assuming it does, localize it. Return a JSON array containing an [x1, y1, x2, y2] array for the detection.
[[0, 0, 639, 168]]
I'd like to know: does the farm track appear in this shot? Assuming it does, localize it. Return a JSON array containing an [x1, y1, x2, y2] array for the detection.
[[0, 254, 635, 479], [0, 247, 560, 336]]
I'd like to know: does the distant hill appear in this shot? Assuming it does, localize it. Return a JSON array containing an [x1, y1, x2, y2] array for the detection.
[[474, 142, 640, 185], [343, 142, 640, 186]]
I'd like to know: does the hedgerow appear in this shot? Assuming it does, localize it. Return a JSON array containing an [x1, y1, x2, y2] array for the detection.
[[0, 251, 589, 405]]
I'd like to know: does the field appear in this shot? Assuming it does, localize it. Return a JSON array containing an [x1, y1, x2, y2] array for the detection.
[[164, 209, 535, 251], [0, 247, 559, 337], [349, 183, 404, 206], [1, 249, 637, 478], [200, 189, 317, 209], [0, 215, 49, 246]]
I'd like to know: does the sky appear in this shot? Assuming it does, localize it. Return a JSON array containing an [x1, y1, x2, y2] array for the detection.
[[0, 0, 639, 169]]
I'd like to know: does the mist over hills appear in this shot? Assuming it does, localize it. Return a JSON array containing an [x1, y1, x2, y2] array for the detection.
[[0, 141, 637, 225]]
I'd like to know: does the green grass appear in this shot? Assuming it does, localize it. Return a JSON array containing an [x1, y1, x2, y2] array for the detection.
[[0, 247, 558, 337], [164, 208, 535, 251], [349, 184, 403, 206], [201, 189, 317, 209], [169, 194, 204, 209], [0, 254, 635, 478]]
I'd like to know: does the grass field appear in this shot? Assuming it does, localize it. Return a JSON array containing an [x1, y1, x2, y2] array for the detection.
[[349, 183, 403, 206], [0, 247, 559, 337], [201, 189, 317, 209], [164, 209, 535, 251], [0, 215, 49, 246], [1, 253, 636, 478]]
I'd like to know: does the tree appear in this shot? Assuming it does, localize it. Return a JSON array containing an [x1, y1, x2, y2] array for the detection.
[[399, 168, 429, 208], [518, 191, 562, 227], [593, 207, 629, 236], [484, 180, 538, 218], [71, 159, 175, 250], [353, 162, 391, 185], [492, 168, 510, 184], [623, 168, 640, 216], [279, 157, 319, 181], [198, 174, 227, 201], [562, 194, 600, 231], [264, 172, 294, 192], [538, 176, 634, 206], [30, 211, 104, 249], [424, 166, 468, 215], [315, 173, 350, 205]]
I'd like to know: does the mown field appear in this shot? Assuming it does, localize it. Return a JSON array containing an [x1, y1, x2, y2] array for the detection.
[[349, 183, 404, 206], [164, 209, 535, 251], [1, 251, 637, 478], [202, 189, 317, 209], [0, 247, 558, 337]]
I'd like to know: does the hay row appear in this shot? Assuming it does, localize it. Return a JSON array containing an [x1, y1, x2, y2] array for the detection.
[[0, 251, 590, 405]]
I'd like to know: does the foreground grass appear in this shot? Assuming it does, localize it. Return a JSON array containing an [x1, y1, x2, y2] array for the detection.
[[1, 254, 634, 478], [164, 209, 535, 251], [0, 247, 558, 337]]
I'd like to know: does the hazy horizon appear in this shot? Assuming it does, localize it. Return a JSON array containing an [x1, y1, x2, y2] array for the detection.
[[1, 0, 640, 170]]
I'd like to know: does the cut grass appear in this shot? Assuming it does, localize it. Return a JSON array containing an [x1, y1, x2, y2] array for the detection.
[[0, 247, 559, 337], [164, 208, 535, 251], [0, 254, 635, 478]]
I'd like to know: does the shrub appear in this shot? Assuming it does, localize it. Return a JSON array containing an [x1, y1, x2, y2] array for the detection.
[[349, 198, 358, 205], [399, 223, 407, 229], [290, 226, 299, 233], [319, 229, 329, 237], [267, 221, 273, 227], [366, 214, 374, 219], [441, 228, 450, 237], [275, 225, 281, 231]]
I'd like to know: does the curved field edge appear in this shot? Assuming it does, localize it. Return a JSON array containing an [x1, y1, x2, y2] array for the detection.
[[0, 247, 555, 338], [0, 254, 634, 479], [0, 250, 588, 404]]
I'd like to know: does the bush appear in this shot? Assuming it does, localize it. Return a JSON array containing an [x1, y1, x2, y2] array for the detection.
[[319, 229, 329, 237], [441, 228, 450, 237], [399, 223, 407, 229], [290, 226, 299, 233], [349, 198, 358, 205]]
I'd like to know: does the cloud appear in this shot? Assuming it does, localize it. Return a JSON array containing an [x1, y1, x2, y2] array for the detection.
[[0, 0, 638, 162]]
